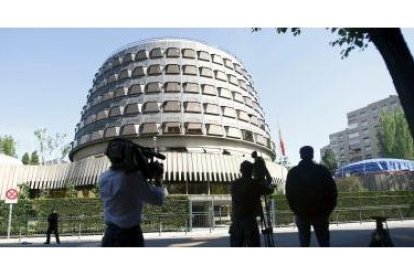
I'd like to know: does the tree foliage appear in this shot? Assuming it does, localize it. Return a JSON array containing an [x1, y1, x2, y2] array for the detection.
[[22, 152, 31, 165], [252, 28, 414, 143], [34, 129, 70, 164], [378, 109, 414, 159], [0, 135, 17, 157], [30, 151, 40, 165], [321, 148, 338, 173]]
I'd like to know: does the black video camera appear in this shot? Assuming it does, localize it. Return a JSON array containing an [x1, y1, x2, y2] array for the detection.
[[105, 138, 165, 183]]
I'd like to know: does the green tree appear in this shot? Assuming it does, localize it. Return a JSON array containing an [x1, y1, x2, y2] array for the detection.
[[321, 148, 338, 173], [378, 109, 414, 159], [0, 135, 17, 157], [22, 152, 31, 165], [336, 176, 365, 192], [30, 151, 40, 165], [253, 28, 414, 141]]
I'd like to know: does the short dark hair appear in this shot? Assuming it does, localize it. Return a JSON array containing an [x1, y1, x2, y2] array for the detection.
[[299, 146, 314, 161], [251, 151, 258, 158], [240, 160, 254, 175]]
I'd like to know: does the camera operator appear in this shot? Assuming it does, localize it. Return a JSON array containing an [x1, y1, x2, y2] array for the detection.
[[99, 138, 168, 247], [230, 160, 273, 247], [251, 151, 273, 189]]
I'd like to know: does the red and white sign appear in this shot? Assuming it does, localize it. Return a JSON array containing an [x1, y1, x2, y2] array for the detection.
[[5, 188, 19, 204]]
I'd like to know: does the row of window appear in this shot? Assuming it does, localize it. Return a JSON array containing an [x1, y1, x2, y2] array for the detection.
[[100, 47, 248, 78], [85, 82, 261, 115], [79, 101, 265, 130], [77, 123, 269, 147], [94, 64, 251, 92]]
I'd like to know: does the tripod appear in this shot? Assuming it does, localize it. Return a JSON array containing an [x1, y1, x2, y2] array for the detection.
[[260, 195, 275, 247], [369, 216, 394, 247]]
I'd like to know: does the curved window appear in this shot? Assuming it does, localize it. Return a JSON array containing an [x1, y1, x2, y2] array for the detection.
[[141, 123, 159, 135], [212, 54, 223, 65], [198, 51, 211, 61], [185, 123, 203, 135], [223, 58, 233, 69], [104, 126, 120, 138], [165, 82, 181, 93], [114, 87, 127, 98], [119, 69, 130, 80], [200, 67, 213, 78], [112, 57, 122, 67], [204, 104, 220, 115], [234, 63, 243, 74], [125, 103, 140, 115], [183, 65, 197, 75], [122, 124, 139, 135], [165, 64, 180, 75], [135, 50, 148, 61], [238, 79, 247, 90], [143, 102, 160, 113], [148, 64, 162, 75], [85, 115, 96, 125], [256, 135, 267, 146], [163, 122, 181, 134], [228, 74, 239, 86], [96, 110, 109, 121], [163, 101, 181, 112], [182, 48, 196, 59], [222, 107, 236, 118], [214, 70, 227, 82], [132, 66, 146, 77], [226, 127, 242, 139], [183, 83, 199, 94], [250, 115, 258, 125], [207, 124, 223, 136], [218, 87, 232, 99], [123, 53, 135, 63], [150, 48, 163, 59], [109, 106, 124, 117], [128, 84, 144, 95], [242, 130, 254, 142], [233, 92, 244, 103], [202, 84, 216, 96], [103, 91, 114, 101], [185, 102, 201, 113], [166, 47, 180, 58], [238, 110, 250, 122], [146, 82, 161, 94], [244, 96, 253, 107], [107, 74, 118, 84]]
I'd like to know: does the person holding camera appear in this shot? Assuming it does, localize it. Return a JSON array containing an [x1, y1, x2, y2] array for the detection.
[[230, 160, 273, 247], [285, 146, 337, 247], [99, 138, 168, 247]]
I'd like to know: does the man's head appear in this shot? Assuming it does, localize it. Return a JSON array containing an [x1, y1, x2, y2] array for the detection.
[[299, 146, 314, 161], [251, 151, 258, 159], [240, 160, 254, 177]]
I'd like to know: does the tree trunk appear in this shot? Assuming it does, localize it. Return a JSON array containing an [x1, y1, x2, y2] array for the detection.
[[368, 28, 414, 140]]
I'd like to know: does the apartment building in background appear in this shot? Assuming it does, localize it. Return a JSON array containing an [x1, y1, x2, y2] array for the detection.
[[321, 95, 401, 167]]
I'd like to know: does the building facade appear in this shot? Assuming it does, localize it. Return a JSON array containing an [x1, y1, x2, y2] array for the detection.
[[321, 95, 401, 167]]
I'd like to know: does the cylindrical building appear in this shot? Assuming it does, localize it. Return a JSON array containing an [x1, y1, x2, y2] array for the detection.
[[70, 38, 274, 160], [68, 38, 282, 194]]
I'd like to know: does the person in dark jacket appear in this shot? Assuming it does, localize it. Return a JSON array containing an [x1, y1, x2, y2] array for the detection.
[[230, 160, 272, 247], [285, 146, 337, 247], [45, 209, 60, 244]]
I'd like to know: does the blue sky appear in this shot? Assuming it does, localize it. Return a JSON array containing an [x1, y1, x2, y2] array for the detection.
[[1, 28, 413, 164]]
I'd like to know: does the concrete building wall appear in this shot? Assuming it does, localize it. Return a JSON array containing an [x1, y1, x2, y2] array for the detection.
[[321, 95, 401, 166]]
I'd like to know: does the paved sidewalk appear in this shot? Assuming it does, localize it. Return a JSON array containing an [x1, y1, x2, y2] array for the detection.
[[1, 219, 413, 247]]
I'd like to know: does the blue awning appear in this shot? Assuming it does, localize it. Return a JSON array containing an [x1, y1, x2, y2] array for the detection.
[[335, 158, 414, 177]]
